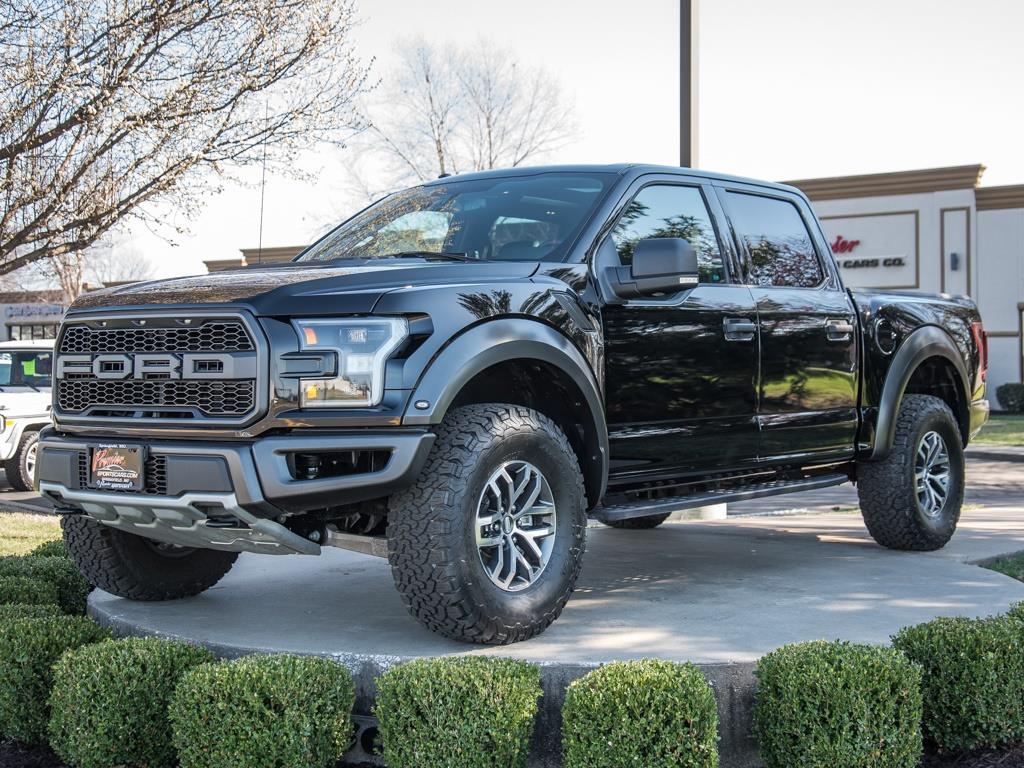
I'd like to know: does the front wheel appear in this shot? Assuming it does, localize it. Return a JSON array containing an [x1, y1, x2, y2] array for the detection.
[[387, 404, 587, 644], [857, 394, 965, 551], [4, 430, 39, 491]]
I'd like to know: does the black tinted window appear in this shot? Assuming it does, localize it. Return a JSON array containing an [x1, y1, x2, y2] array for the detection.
[[726, 192, 824, 288], [610, 185, 725, 283]]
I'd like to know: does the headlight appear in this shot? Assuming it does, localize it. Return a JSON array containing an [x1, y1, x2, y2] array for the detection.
[[292, 317, 408, 408]]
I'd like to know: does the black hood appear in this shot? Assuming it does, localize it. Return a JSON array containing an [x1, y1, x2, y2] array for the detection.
[[71, 260, 541, 316]]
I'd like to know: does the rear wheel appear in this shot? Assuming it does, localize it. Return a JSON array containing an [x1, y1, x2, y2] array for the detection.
[[857, 394, 965, 551], [602, 513, 671, 530], [61, 515, 238, 600], [387, 404, 586, 644], [5, 430, 39, 491]]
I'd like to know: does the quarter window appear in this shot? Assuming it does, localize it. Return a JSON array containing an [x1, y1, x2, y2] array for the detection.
[[610, 185, 725, 283], [725, 192, 824, 288]]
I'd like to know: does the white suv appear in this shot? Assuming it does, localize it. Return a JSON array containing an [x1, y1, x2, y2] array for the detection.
[[0, 340, 54, 490]]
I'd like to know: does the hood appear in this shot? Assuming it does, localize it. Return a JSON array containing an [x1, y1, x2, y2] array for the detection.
[[70, 260, 541, 316], [0, 390, 51, 417]]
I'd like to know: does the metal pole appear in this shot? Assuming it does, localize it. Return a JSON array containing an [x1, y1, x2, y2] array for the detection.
[[680, 0, 699, 168]]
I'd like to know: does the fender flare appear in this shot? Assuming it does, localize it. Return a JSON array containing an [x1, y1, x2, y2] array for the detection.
[[871, 325, 970, 460], [402, 318, 608, 501]]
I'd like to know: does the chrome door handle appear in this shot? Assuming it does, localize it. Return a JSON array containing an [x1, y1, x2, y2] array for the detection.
[[723, 317, 757, 341], [826, 319, 855, 341]]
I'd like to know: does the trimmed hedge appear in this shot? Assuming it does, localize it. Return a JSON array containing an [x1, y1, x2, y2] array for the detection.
[[996, 383, 1024, 413], [755, 641, 922, 768], [0, 575, 59, 607], [562, 659, 718, 768], [0, 555, 91, 614], [0, 615, 109, 743], [376, 657, 541, 768], [29, 539, 69, 559], [0, 603, 62, 621], [49, 637, 214, 768], [893, 616, 1024, 752], [170, 654, 355, 768]]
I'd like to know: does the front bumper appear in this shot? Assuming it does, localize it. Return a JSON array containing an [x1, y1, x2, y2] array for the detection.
[[36, 428, 434, 555]]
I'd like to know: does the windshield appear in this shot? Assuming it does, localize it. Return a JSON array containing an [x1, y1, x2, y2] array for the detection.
[[0, 350, 53, 388], [298, 172, 613, 264]]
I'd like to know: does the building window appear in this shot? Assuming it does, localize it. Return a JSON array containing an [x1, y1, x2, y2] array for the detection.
[[7, 323, 58, 340]]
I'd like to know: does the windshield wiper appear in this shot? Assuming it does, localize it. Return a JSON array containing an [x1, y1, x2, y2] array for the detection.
[[378, 251, 483, 262]]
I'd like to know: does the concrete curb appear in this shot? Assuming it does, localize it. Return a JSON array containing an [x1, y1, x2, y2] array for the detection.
[[89, 597, 762, 768]]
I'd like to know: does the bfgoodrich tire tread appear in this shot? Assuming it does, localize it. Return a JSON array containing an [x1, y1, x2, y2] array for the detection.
[[387, 403, 586, 644], [61, 515, 238, 600], [857, 394, 965, 552]]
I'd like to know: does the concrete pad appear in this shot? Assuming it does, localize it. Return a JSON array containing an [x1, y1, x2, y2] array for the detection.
[[89, 505, 1024, 767]]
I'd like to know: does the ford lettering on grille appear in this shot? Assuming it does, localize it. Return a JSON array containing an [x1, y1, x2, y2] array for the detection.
[[54, 317, 261, 422]]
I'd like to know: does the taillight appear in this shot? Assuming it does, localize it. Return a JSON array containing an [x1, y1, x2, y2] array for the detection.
[[971, 320, 988, 381]]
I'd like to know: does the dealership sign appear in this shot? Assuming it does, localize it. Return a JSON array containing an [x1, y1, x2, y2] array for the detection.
[[821, 212, 918, 289]]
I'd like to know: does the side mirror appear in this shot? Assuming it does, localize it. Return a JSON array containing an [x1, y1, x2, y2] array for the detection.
[[607, 238, 700, 299]]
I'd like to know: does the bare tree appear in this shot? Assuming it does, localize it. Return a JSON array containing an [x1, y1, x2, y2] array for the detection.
[[351, 38, 577, 198], [0, 0, 370, 277]]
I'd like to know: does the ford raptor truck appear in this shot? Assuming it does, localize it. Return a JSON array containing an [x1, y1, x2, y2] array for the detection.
[[36, 165, 989, 644]]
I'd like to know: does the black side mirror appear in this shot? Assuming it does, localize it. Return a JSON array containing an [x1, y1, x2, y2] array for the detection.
[[608, 238, 700, 299]]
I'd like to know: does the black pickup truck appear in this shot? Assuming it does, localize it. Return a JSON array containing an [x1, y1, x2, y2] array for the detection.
[[38, 164, 989, 644]]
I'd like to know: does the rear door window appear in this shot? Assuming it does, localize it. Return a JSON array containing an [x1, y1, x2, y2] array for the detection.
[[725, 192, 824, 288]]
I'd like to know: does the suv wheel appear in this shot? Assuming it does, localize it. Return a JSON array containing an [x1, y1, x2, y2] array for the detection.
[[61, 515, 238, 600], [602, 513, 671, 530], [387, 404, 586, 644], [5, 431, 39, 492], [857, 394, 965, 551]]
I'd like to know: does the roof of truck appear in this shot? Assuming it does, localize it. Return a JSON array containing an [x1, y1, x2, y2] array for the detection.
[[420, 163, 805, 198]]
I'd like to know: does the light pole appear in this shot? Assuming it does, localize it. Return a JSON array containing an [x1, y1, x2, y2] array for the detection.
[[680, 0, 699, 168]]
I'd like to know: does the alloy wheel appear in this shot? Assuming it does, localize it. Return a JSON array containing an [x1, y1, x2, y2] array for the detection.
[[915, 430, 951, 518]]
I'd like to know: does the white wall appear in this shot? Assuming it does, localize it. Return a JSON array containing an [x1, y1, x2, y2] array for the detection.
[[976, 207, 1024, 398]]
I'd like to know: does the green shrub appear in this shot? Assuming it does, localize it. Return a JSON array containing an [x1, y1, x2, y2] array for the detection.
[[170, 654, 355, 768], [376, 657, 541, 768], [755, 641, 922, 768], [49, 637, 214, 768], [1007, 602, 1024, 622], [0, 615, 109, 743], [28, 539, 69, 559], [996, 383, 1024, 413], [0, 555, 91, 614], [0, 575, 59, 607], [0, 603, 62, 621], [562, 659, 718, 768], [893, 616, 1024, 752]]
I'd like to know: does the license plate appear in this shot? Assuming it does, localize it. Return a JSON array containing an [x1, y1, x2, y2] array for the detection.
[[89, 445, 145, 492]]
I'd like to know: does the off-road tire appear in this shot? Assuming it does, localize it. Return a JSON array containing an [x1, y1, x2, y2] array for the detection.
[[602, 513, 671, 530], [387, 404, 587, 644], [61, 515, 238, 600], [857, 394, 965, 551], [4, 430, 38, 491]]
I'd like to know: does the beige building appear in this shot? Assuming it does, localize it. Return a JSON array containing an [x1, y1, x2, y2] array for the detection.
[[207, 164, 1024, 400]]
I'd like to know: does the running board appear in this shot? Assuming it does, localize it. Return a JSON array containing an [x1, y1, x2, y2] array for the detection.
[[594, 473, 849, 523]]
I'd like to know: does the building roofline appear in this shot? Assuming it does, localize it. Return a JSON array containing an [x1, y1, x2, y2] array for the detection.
[[785, 164, 986, 201], [976, 184, 1024, 211]]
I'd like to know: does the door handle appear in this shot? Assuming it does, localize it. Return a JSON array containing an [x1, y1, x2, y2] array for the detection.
[[826, 319, 855, 341], [723, 317, 757, 341]]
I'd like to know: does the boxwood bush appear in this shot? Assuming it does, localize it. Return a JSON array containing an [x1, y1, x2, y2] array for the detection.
[[0, 615, 109, 743], [0, 555, 91, 614], [29, 539, 69, 559], [0, 603, 62, 621], [375, 657, 542, 768], [562, 659, 718, 768], [49, 637, 214, 768], [996, 383, 1024, 413], [754, 640, 922, 768], [0, 574, 59, 607], [893, 616, 1024, 752], [170, 653, 355, 768]]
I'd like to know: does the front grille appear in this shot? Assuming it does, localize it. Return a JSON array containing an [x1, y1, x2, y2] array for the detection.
[[59, 322, 253, 354], [54, 315, 261, 423], [57, 380, 255, 417], [77, 451, 168, 495]]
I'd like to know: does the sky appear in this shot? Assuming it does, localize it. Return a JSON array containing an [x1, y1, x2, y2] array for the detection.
[[125, 0, 1024, 279]]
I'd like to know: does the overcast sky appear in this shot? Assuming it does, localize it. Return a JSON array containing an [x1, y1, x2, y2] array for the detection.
[[127, 0, 1024, 278]]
